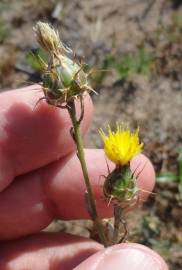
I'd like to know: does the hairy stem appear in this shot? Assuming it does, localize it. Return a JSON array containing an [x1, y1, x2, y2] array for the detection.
[[67, 99, 108, 247]]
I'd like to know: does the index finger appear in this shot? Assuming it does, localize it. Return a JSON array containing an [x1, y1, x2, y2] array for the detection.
[[0, 85, 93, 192]]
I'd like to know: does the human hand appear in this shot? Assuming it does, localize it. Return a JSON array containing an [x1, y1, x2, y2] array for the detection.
[[0, 85, 168, 269]]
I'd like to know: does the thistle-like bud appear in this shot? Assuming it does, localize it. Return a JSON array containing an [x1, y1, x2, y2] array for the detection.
[[34, 21, 94, 105], [103, 166, 138, 208]]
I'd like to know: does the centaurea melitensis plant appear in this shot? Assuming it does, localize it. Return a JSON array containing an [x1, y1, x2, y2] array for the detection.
[[33, 22, 144, 247]]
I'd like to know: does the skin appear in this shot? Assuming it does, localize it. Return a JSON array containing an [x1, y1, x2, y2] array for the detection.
[[0, 85, 168, 270]]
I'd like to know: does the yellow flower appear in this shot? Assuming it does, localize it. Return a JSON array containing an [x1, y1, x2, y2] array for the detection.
[[100, 124, 143, 166]]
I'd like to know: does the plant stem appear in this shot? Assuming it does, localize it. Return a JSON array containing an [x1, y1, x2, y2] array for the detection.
[[67, 99, 108, 247], [113, 205, 128, 244]]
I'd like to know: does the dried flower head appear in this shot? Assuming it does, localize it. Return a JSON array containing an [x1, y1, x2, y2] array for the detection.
[[34, 22, 61, 55], [33, 21, 95, 106], [100, 124, 143, 166]]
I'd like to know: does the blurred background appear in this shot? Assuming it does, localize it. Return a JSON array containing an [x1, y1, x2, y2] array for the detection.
[[0, 0, 182, 269]]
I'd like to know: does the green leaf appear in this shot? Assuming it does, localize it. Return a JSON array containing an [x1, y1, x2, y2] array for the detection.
[[0, 20, 10, 43], [177, 148, 182, 183], [106, 47, 153, 81], [178, 183, 182, 200], [177, 148, 182, 199], [156, 172, 178, 183], [26, 48, 47, 71]]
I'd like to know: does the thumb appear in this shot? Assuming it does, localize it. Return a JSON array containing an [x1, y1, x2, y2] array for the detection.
[[75, 243, 168, 270]]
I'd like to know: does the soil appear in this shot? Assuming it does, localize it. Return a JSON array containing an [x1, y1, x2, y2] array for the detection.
[[0, 1, 182, 269]]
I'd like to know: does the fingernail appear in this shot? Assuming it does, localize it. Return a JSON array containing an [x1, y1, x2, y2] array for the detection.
[[75, 243, 168, 270]]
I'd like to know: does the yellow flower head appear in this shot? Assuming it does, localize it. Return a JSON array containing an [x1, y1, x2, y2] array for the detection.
[[100, 124, 143, 166]]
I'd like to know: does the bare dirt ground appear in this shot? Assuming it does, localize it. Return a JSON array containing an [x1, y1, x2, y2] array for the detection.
[[0, 1, 182, 269]]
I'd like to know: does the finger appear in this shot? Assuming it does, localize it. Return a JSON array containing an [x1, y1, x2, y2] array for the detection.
[[0, 150, 155, 240], [0, 168, 54, 240], [75, 243, 168, 270], [130, 153, 156, 201], [0, 232, 102, 270], [0, 85, 93, 192]]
